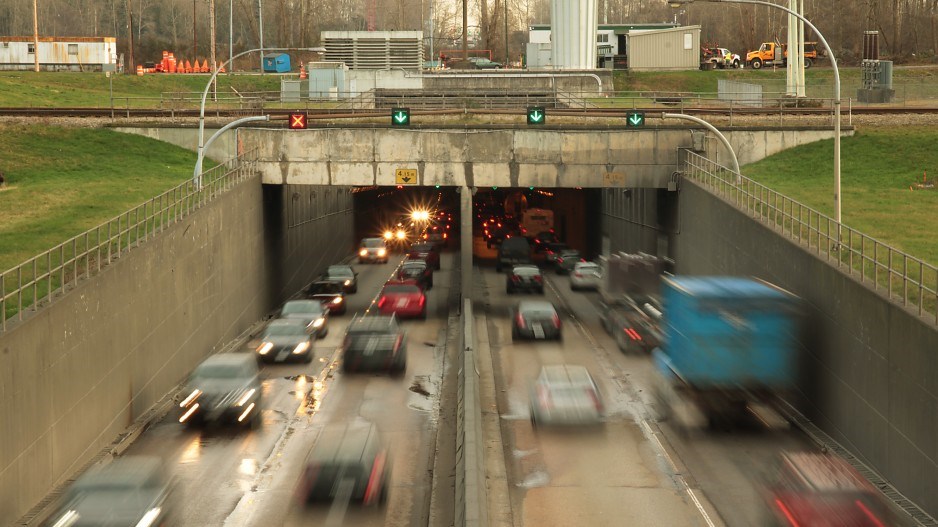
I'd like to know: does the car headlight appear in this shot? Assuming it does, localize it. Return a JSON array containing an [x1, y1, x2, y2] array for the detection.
[[383, 231, 394, 240], [332, 297, 343, 305], [344, 279, 351, 286], [396, 230, 406, 240], [359, 248, 368, 256], [179, 389, 201, 408], [134, 507, 162, 527], [236, 388, 257, 407], [312, 318, 325, 328], [378, 248, 387, 257], [293, 341, 310, 354], [257, 342, 273, 355]]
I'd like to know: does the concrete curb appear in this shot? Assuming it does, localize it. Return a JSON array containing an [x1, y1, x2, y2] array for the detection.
[[459, 298, 489, 527]]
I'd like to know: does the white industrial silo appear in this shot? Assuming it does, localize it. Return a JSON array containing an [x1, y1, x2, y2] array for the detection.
[[550, 0, 598, 69]]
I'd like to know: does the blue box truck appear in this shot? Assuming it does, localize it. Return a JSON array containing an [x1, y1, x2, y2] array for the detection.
[[652, 276, 801, 428]]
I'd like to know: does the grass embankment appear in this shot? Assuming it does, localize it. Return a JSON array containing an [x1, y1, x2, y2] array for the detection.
[[742, 126, 938, 265], [0, 124, 204, 273], [0, 71, 281, 107]]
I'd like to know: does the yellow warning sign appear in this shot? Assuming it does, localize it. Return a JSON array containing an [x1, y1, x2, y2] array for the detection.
[[396, 169, 418, 185]]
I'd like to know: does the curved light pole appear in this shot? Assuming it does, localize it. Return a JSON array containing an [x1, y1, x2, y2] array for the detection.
[[194, 46, 323, 185], [668, 0, 841, 227], [663, 113, 741, 183]]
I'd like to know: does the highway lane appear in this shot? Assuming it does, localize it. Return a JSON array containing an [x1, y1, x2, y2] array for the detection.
[[119, 250, 458, 527], [475, 261, 817, 527]]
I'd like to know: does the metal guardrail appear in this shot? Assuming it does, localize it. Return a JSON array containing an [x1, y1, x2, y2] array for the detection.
[[682, 150, 938, 324], [0, 152, 258, 332]]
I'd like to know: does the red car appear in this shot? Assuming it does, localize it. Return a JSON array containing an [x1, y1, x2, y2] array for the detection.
[[408, 242, 441, 270], [377, 280, 427, 319]]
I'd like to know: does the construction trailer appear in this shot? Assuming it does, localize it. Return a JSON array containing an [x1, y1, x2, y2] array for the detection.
[[0, 36, 118, 72]]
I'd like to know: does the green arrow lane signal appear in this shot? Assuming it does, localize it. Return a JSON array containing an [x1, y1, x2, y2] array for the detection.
[[527, 106, 546, 125], [626, 111, 645, 127], [391, 108, 411, 126]]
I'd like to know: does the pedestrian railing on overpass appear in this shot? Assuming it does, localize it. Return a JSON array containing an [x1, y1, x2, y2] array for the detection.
[[0, 151, 258, 332], [682, 150, 938, 324]]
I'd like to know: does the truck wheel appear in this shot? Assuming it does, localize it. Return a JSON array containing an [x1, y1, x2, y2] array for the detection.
[[804, 58, 813, 69], [750, 58, 763, 70]]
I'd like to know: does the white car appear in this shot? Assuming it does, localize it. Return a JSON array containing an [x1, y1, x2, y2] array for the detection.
[[530, 365, 604, 427], [569, 261, 602, 290]]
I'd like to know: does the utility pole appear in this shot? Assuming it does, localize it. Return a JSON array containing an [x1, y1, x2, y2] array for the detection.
[[229, 0, 233, 70], [258, 0, 264, 70], [125, 0, 134, 72], [504, 0, 509, 65], [210, 0, 217, 95], [462, 0, 468, 61], [32, 0, 39, 72], [193, 0, 197, 60]]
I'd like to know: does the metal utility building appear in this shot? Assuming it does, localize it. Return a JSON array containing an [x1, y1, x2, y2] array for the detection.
[[0, 36, 118, 71], [322, 31, 423, 70], [526, 23, 680, 69], [627, 26, 701, 71]]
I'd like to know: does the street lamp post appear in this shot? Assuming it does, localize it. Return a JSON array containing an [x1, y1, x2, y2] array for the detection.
[[668, 0, 842, 227], [194, 46, 322, 185], [662, 113, 741, 183]]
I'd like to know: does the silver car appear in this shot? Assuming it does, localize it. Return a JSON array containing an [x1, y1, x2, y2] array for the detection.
[[530, 365, 604, 427], [256, 318, 316, 363], [178, 353, 262, 427], [280, 299, 329, 338], [569, 261, 602, 291]]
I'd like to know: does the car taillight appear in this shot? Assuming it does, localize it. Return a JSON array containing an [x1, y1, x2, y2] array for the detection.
[[363, 450, 388, 506], [625, 328, 642, 341], [515, 313, 526, 328], [537, 386, 552, 409], [378, 297, 387, 308], [587, 389, 604, 413], [533, 275, 542, 282], [773, 498, 800, 527], [511, 275, 521, 282], [551, 314, 561, 328], [419, 295, 426, 307]]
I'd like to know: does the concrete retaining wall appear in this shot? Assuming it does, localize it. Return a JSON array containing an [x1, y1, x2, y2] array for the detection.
[[455, 298, 487, 527], [669, 180, 938, 518], [0, 176, 353, 525]]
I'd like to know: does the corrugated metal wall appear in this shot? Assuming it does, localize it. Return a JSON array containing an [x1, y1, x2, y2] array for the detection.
[[323, 31, 423, 71], [628, 26, 700, 71], [0, 38, 116, 71]]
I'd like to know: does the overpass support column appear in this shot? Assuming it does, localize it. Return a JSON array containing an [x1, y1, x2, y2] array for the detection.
[[461, 186, 473, 304]]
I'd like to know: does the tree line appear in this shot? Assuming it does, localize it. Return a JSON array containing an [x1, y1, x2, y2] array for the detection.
[[1, 0, 935, 69]]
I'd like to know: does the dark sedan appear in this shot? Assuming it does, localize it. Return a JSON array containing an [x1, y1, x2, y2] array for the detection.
[[306, 280, 347, 315], [399, 259, 433, 290], [506, 264, 544, 295], [323, 264, 358, 294]]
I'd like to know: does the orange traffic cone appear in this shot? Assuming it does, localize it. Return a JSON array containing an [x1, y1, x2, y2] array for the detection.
[[136, 64, 144, 76], [183, 60, 192, 73], [299, 64, 307, 79], [217, 62, 226, 73]]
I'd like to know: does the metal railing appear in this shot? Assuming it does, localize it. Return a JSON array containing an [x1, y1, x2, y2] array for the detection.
[[0, 152, 258, 332], [682, 150, 938, 324]]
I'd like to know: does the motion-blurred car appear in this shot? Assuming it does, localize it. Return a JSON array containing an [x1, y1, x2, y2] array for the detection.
[[398, 259, 433, 290], [530, 365, 604, 427], [358, 237, 388, 264], [340, 315, 407, 374], [323, 264, 358, 294], [511, 300, 562, 341], [279, 299, 329, 339], [532, 230, 561, 253], [256, 319, 316, 363], [178, 353, 262, 427], [542, 242, 569, 263], [554, 249, 583, 275], [569, 261, 602, 290], [469, 57, 503, 69], [506, 264, 544, 295], [306, 280, 347, 315], [298, 421, 390, 505], [765, 451, 897, 526], [408, 242, 441, 270], [43, 456, 174, 527], [377, 280, 427, 319], [422, 222, 449, 247], [599, 298, 662, 354]]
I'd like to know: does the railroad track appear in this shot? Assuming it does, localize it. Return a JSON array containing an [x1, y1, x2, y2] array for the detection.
[[2, 105, 937, 119]]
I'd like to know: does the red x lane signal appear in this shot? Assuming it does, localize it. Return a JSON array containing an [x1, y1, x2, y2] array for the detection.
[[289, 112, 308, 130]]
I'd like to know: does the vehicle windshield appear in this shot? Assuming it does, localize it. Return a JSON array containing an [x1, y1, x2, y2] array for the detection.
[[383, 285, 421, 294], [363, 239, 384, 248], [522, 308, 556, 318], [327, 266, 354, 278], [195, 363, 249, 379], [559, 250, 580, 257], [401, 267, 425, 277], [513, 267, 540, 276], [282, 301, 322, 315], [264, 324, 309, 337], [576, 263, 600, 272]]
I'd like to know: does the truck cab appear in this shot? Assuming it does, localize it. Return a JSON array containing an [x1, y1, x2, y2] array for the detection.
[[747, 41, 817, 70]]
